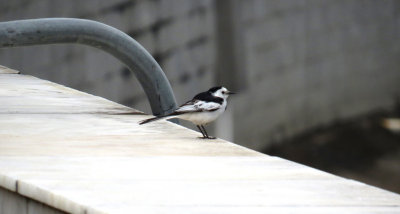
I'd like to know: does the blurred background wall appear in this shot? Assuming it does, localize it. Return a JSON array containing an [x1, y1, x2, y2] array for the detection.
[[0, 0, 399, 152]]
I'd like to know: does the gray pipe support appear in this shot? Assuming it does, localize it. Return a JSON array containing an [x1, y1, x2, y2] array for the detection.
[[0, 18, 177, 116]]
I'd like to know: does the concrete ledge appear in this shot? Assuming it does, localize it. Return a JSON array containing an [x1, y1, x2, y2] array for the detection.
[[0, 187, 67, 214], [0, 65, 19, 74], [0, 65, 400, 214]]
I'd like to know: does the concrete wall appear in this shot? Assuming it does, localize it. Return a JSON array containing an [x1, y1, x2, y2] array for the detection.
[[0, 0, 216, 112], [0, 0, 399, 151], [0, 188, 67, 214], [228, 0, 400, 149]]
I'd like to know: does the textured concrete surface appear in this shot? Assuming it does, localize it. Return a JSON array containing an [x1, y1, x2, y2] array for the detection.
[[1, 66, 400, 213], [229, 0, 400, 149], [0, 188, 67, 214]]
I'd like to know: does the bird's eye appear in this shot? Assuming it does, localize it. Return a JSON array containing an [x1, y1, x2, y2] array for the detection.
[[222, 91, 226, 94]]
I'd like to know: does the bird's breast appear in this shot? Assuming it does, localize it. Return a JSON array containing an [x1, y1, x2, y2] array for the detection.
[[178, 109, 224, 125]]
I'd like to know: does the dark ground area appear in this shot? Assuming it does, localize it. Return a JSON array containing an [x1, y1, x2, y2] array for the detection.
[[265, 108, 400, 194]]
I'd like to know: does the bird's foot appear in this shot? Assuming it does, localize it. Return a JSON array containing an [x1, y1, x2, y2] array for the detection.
[[198, 136, 216, 139]]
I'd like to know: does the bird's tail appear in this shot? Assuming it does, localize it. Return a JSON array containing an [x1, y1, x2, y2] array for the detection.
[[139, 116, 165, 125], [139, 111, 181, 125]]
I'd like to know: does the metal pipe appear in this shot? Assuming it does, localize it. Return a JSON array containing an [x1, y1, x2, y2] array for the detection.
[[0, 18, 177, 116]]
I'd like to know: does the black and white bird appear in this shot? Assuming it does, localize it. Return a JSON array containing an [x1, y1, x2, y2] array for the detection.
[[139, 86, 235, 139]]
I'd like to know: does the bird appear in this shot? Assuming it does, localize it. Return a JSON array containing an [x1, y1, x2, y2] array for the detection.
[[139, 86, 235, 139]]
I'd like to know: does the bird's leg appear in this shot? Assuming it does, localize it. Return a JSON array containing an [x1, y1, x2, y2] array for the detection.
[[196, 125, 207, 138], [200, 125, 209, 138], [201, 125, 216, 139]]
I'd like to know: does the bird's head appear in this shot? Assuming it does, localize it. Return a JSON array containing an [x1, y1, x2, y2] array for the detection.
[[208, 86, 235, 99]]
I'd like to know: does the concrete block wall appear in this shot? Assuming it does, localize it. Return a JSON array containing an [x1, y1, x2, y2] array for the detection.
[[230, 0, 400, 149], [0, 0, 399, 151], [0, 0, 216, 114]]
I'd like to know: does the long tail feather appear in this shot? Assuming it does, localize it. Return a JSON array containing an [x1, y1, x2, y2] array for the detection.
[[139, 116, 165, 125]]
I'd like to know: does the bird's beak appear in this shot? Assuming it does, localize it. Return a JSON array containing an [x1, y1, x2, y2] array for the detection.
[[227, 91, 236, 95]]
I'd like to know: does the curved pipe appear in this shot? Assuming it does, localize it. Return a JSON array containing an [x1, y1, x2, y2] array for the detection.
[[0, 18, 177, 116]]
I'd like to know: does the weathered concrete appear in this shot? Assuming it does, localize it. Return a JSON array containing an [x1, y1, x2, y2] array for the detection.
[[1, 65, 400, 213], [0, 188, 67, 214]]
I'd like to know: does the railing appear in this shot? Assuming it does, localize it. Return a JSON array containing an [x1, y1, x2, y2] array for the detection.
[[0, 18, 177, 116]]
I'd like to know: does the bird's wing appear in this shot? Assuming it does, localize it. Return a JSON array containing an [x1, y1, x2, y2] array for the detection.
[[175, 99, 221, 113]]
